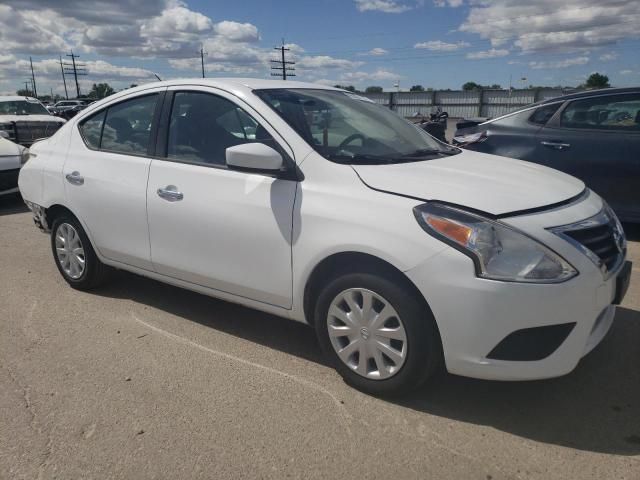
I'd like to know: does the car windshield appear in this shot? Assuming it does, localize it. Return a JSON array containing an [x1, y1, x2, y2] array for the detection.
[[0, 100, 50, 115], [255, 89, 458, 164]]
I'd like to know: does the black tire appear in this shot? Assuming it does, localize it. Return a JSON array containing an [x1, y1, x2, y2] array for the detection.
[[314, 272, 443, 396], [50, 214, 111, 290]]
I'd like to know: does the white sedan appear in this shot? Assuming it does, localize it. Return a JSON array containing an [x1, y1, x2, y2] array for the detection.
[[18, 79, 631, 395]]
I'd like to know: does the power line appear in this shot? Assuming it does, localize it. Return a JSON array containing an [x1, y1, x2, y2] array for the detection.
[[270, 39, 295, 80], [59, 55, 69, 100], [199, 45, 208, 78], [29, 57, 38, 98], [63, 50, 87, 98]]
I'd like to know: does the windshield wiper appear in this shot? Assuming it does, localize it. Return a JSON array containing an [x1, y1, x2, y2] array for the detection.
[[327, 153, 396, 164], [399, 148, 458, 158]]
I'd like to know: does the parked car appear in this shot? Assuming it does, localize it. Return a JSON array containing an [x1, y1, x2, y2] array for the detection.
[[0, 137, 29, 196], [19, 79, 631, 395], [47, 99, 87, 115], [0, 96, 66, 147], [453, 87, 640, 223]]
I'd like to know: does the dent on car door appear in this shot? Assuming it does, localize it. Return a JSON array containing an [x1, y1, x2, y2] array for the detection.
[[535, 93, 640, 218], [64, 91, 164, 269], [146, 89, 297, 308]]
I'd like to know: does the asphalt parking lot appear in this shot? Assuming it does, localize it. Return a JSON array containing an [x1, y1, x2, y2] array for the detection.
[[1, 193, 639, 480]]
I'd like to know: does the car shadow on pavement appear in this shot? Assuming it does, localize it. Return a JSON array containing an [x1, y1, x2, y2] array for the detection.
[[97, 270, 640, 456], [0, 193, 28, 216], [97, 270, 326, 366], [395, 306, 640, 456]]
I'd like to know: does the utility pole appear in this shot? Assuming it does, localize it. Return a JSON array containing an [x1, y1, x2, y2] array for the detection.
[[270, 39, 295, 80], [24, 81, 31, 96], [63, 50, 87, 98], [29, 57, 38, 98], [59, 55, 68, 99], [199, 45, 207, 78]]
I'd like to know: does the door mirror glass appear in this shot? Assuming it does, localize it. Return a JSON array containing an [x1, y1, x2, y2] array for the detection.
[[226, 143, 283, 172]]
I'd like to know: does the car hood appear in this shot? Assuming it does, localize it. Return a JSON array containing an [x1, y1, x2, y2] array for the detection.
[[352, 150, 585, 216], [0, 114, 65, 123]]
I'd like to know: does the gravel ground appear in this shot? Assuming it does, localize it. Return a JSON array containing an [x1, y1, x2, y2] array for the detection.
[[1, 193, 639, 480]]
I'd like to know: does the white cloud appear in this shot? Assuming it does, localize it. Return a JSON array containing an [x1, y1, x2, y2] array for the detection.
[[466, 48, 509, 59], [362, 47, 389, 56], [213, 21, 259, 42], [0, 56, 158, 95], [312, 69, 400, 87], [414, 40, 470, 51], [619, 69, 634, 75], [599, 52, 618, 61], [297, 56, 363, 70], [434, 0, 463, 7], [528, 56, 590, 69], [459, 1, 640, 54], [354, 0, 413, 13]]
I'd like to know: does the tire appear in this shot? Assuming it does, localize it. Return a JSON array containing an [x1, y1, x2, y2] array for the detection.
[[314, 272, 443, 396], [50, 214, 111, 290]]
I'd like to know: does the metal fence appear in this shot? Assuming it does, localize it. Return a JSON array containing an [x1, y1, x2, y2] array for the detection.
[[363, 88, 581, 118]]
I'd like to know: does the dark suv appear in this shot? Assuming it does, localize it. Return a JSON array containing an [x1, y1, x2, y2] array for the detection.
[[453, 87, 640, 222]]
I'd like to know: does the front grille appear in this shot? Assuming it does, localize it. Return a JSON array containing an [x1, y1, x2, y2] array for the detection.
[[551, 207, 626, 277], [0, 168, 20, 192], [564, 224, 621, 271], [13, 121, 62, 146]]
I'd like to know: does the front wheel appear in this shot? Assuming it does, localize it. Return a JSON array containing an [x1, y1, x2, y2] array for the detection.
[[314, 272, 442, 396], [50, 214, 111, 290]]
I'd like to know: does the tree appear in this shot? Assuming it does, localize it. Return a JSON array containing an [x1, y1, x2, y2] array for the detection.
[[89, 83, 115, 99], [334, 84, 357, 92], [463, 81, 502, 90], [16, 88, 32, 96], [364, 86, 383, 93], [583, 73, 610, 89], [409, 85, 425, 92]]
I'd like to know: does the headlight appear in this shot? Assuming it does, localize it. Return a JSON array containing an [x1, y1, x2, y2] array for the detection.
[[19, 147, 30, 165], [414, 203, 578, 283]]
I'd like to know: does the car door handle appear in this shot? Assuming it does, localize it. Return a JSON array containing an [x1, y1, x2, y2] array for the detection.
[[541, 141, 571, 151], [157, 185, 184, 202], [65, 171, 84, 185]]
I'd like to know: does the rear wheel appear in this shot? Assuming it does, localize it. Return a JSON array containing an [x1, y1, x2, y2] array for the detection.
[[50, 214, 110, 290], [314, 272, 442, 396]]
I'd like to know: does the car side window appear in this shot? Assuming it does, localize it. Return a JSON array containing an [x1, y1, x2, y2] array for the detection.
[[561, 93, 640, 131], [79, 110, 106, 149], [529, 103, 562, 125], [100, 94, 158, 154], [166, 91, 276, 166]]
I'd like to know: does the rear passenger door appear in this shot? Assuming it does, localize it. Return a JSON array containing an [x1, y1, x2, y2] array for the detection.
[[64, 89, 165, 270], [146, 87, 297, 308], [535, 92, 640, 218]]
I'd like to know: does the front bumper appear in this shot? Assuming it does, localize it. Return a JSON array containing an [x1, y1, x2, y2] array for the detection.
[[405, 193, 628, 381]]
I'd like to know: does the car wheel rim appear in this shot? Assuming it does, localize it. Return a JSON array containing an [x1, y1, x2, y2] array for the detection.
[[327, 288, 407, 380], [55, 223, 85, 280]]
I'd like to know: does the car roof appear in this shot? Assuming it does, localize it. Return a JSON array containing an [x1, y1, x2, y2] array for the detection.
[[0, 96, 41, 102], [537, 86, 640, 105], [157, 77, 340, 91]]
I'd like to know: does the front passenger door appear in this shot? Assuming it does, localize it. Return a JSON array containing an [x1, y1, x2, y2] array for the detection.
[[146, 88, 297, 308]]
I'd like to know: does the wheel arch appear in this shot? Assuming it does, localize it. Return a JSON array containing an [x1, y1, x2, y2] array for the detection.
[[302, 251, 437, 330]]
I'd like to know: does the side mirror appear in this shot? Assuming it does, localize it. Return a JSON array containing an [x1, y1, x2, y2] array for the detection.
[[225, 143, 283, 172]]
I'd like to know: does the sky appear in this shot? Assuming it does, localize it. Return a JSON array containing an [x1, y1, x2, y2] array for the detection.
[[0, 0, 639, 96]]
